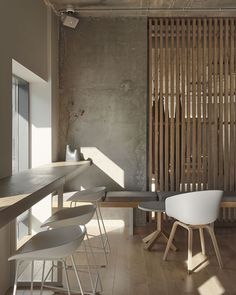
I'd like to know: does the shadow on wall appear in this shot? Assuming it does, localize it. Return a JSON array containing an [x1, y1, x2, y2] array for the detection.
[[65, 147, 125, 192]]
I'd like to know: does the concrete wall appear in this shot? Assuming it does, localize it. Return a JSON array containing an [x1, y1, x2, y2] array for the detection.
[[59, 18, 147, 192], [0, 1, 58, 294]]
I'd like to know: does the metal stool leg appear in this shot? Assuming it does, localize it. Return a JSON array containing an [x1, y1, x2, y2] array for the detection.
[[40, 260, 46, 295], [71, 254, 85, 295], [30, 260, 34, 295], [85, 231, 103, 294], [83, 233, 96, 294], [95, 207, 108, 265], [62, 259, 71, 295], [97, 202, 111, 253], [13, 260, 20, 295]]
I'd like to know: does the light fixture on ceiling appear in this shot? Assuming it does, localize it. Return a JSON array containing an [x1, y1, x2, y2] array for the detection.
[[61, 5, 79, 29]]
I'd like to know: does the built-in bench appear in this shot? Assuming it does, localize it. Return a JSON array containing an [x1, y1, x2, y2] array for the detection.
[[101, 191, 157, 208], [101, 191, 236, 208]]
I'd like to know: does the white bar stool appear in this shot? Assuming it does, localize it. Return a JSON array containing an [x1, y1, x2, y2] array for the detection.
[[41, 204, 102, 294], [67, 187, 111, 266], [9, 226, 86, 295]]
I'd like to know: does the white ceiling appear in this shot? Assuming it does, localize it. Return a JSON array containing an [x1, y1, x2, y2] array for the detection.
[[49, 0, 236, 16]]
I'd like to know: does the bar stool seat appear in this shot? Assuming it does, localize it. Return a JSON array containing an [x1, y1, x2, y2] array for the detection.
[[67, 187, 110, 266], [68, 187, 106, 203], [9, 226, 86, 295], [42, 204, 96, 229], [9, 226, 85, 261], [138, 201, 177, 251], [41, 204, 102, 294]]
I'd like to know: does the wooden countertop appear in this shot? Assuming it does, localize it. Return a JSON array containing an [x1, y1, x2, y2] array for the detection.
[[0, 161, 91, 229]]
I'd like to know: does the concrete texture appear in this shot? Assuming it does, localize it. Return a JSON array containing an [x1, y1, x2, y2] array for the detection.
[[59, 17, 147, 192], [51, 0, 236, 18]]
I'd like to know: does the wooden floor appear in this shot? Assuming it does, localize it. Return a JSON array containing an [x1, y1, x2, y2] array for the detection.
[[6, 221, 236, 295]]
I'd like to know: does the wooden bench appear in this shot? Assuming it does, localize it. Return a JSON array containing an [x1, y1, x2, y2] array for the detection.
[[101, 191, 158, 208], [101, 191, 236, 208]]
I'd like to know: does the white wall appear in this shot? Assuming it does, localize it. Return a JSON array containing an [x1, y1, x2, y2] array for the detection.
[[0, 1, 58, 294]]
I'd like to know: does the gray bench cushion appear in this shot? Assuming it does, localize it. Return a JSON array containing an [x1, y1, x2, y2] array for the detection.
[[223, 192, 236, 202], [157, 191, 183, 201], [158, 191, 236, 202], [105, 191, 158, 202]]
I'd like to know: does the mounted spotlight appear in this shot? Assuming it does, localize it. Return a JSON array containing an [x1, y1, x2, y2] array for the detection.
[[61, 5, 79, 29]]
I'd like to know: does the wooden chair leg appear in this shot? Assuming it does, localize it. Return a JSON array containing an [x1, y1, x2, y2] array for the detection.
[[206, 224, 223, 269], [187, 227, 193, 274], [163, 221, 178, 261], [199, 228, 206, 256]]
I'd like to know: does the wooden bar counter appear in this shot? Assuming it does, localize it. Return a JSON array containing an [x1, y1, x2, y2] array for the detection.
[[0, 161, 91, 229]]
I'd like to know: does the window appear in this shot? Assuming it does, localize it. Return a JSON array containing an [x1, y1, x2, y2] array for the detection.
[[12, 75, 30, 242]]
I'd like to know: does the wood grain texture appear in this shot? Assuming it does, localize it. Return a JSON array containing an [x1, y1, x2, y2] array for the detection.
[[148, 18, 153, 190], [170, 18, 175, 191], [9, 225, 236, 295], [165, 19, 169, 191], [149, 17, 236, 194], [0, 161, 91, 229], [159, 19, 164, 191], [154, 19, 159, 190]]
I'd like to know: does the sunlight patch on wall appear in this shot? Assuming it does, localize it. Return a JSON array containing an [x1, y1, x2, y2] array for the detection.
[[81, 147, 124, 188]]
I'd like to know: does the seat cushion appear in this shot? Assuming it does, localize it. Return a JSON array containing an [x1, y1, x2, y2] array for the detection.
[[105, 191, 158, 202]]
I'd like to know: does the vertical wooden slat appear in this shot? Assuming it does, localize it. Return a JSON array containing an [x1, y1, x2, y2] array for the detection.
[[213, 18, 218, 189], [234, 19, 236, 220], [219, 18, 224, 189], [181, 19, 186, 192], [176, 18, 180, 191], [192, 19, 197, 191], [165, 18, 169, 191], [203, 19, 207, 190], [159, 19, 164, 191], [150, 17, 236, 196], [148, 19, 153, 190], [208, 18, 213, 189], [186, 18, 191, 191], [170, 18, 175, 190], [197, 18, 202, 190], [224, 19, 229, 191], [154, 20, 159, 191], [230, 18, 235, 191]]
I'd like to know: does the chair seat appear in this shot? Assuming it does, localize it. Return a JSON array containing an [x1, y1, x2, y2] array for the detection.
[[41, 204, 96, 229], [67, 187, 106, 203], [9, 226, 85, 261], [138, 201, 165, 212]]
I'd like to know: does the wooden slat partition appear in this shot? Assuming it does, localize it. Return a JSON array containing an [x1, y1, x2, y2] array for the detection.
[[149, 17, 236, 192], [148, 18, 153, 189]]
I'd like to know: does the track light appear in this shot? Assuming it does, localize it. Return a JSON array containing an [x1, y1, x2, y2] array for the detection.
[[61, 6, 79, 29]]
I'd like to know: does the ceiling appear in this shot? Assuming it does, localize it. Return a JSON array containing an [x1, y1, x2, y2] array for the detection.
[[49, 0, 236, 16]]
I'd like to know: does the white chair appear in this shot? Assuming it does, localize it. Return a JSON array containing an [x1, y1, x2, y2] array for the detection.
[[163, 190, 223, 273], [9, 226, 86, 295], [67, 186, 110, 265], [41, 204, 102, 294]]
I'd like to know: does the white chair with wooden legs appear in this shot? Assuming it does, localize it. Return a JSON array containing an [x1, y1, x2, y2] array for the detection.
[[163, 190, 224, 273], [41, 204, 103, 295], [67, 186, 110, 266], [9, 226, 86, 295]]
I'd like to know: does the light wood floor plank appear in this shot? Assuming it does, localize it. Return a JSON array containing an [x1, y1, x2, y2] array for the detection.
[[6, 224, 236, 295]]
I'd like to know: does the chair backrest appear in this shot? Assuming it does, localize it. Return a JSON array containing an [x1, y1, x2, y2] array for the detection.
[[165, 190, 223, 225]]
